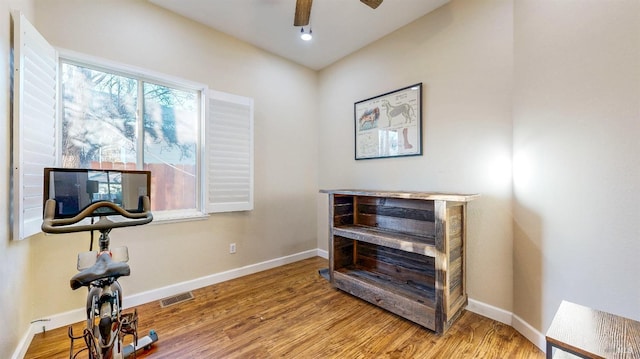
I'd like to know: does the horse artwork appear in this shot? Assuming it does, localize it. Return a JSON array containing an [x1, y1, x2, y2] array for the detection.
[[358, 107, 380, 131], [381, 99, 416, 126], [354, 83, 422, 160]]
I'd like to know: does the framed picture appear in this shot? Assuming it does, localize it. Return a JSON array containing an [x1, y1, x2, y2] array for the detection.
[[354, 83, 422, 160]]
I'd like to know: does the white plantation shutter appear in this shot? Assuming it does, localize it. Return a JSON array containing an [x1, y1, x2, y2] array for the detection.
[[11, 11, 57, 240], [207, 90, 254, 213]]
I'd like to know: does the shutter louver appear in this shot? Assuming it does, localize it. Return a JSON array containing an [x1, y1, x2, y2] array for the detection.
[[207, 90, 254, 213], [12, 11, 57, 240]]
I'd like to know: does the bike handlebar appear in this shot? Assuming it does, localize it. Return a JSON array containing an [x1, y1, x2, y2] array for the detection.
[[42, 196, 153, 234]]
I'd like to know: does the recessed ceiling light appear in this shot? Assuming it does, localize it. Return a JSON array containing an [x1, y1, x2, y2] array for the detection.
[[300, 27, 312, 41]]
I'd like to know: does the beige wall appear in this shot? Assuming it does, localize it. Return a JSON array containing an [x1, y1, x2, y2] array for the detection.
[[4, 0, 640, 356], [318, 0, 640, 338], [1, 1, 35, 357], [317, 0, 515, 312], [28, 0, 319, 319], [513, 0, 640, 331]]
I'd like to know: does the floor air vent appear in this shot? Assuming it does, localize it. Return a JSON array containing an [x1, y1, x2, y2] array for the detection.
[[160, 292, 194, 308]]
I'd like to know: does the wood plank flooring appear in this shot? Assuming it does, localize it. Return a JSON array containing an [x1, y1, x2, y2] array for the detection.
[[25, 257, 543, 358]]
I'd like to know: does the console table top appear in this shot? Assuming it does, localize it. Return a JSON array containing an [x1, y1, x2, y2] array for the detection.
[[546, 300, 640, 358], [319, 189, 479, 202]]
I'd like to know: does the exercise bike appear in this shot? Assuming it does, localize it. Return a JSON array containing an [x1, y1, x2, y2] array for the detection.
[[41, 168, 158, 359]]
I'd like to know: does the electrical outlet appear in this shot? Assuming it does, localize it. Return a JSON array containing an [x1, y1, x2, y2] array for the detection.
[[229, 243, 236, 254]]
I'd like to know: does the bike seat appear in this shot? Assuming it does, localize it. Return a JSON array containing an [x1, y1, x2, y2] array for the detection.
[[70, 252, 130, 290]]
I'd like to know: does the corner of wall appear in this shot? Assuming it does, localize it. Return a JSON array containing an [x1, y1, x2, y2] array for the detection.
[[467, 298, 545, 353]]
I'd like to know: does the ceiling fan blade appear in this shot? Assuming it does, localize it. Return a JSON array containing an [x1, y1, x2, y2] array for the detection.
[[360, 0, 383, 9], [294, 0, 313, 26]]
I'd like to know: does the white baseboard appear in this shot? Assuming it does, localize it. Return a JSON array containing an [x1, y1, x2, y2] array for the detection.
[[11, 325, 38, 359], [466, 298, 546, 353], [466, 298, 513, 325], [316, 248, 328, 259], [124, 249, 319, 309], [13, 249, 321, 359], [512, 313, 546, 352], [13, 249, 545, 357]]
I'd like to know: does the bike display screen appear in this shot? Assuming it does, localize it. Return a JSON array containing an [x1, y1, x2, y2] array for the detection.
[[43, 168, 151, 219]]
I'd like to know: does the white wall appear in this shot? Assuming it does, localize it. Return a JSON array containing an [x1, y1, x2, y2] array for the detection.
[[513, 0, 640, 331], [317, 0, 515, 312], [28, 0, 319, 319]]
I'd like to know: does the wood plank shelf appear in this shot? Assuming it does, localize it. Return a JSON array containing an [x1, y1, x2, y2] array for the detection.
[[333, 224, 436, 257], [322, 189, 478, 334], [335, 266, 437, 305], [333, 269, 437, 330]]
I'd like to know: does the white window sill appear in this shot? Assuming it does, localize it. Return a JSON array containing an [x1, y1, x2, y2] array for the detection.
[[149, 209, 210, 224]]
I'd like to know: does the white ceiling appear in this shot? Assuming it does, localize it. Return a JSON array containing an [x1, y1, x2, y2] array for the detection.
[[149, 0, 449, 70]]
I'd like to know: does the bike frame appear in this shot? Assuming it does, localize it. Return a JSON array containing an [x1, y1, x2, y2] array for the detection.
[[42, 198, 153, 359], [75, 232, 126, 358]]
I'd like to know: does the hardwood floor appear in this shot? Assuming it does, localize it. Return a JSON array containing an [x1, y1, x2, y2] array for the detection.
[[26, 257, 543, 358]]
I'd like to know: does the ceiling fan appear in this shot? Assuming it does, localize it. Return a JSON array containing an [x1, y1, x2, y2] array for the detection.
[[294, 0, 383, 26]]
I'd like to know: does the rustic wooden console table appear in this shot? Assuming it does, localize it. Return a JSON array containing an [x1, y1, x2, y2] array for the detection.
[[321, 189, 478, 334]]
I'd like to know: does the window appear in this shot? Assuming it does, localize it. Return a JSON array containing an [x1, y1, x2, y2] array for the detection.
[[60, 61, 202, 216], [11, 12, 254, 239]]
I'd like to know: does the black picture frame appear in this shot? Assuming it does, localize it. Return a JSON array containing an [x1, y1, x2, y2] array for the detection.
[[354, 83, 422, 160]]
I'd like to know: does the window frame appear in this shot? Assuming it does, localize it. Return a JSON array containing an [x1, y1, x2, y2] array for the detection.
[[58, 49, 209, 222], [12, 14, 255, 239]]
